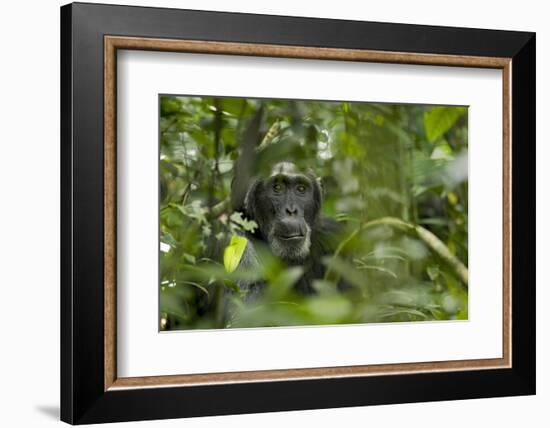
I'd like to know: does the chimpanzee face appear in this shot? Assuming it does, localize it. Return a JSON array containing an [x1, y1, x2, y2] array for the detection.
[[244, 162, 322, 263]]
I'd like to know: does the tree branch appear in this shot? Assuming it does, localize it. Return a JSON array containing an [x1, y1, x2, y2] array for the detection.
[[256, 120, 281, 152], [208, 199, 231, 219], [363, 217, 467, 286], [327, 217, 468, 287]]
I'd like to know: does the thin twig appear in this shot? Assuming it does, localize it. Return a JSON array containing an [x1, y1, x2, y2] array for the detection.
[[325, 217, 468, 287]]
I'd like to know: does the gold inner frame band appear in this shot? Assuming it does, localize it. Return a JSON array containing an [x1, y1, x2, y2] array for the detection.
[[104, 35, 512, 391]]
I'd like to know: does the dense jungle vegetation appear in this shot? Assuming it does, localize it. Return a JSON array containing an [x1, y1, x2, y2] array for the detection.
[[159, 95, 468, 331]]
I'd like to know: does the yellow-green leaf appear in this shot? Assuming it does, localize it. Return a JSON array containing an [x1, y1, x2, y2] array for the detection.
[[223, 235, 248, 273], [447, 191, 458, 205], [424, 106, 467, 142]]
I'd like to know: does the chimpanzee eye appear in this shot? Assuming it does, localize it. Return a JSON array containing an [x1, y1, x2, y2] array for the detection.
[[273, 182, 283, 193], [296, 184, 307, 194]]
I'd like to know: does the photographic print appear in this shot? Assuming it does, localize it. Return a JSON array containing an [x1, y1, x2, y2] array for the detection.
[[159, 95, 469, 331]]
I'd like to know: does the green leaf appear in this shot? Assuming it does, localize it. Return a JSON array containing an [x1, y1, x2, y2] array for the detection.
[[426, 265, 440, 281], [322, 256, 367, 290], [183, 253, 196, 264], [179, 280, 209, 296], [223, 235, 248, 273], [424, 106, 467, 142], [230, 211, 258, 232], [160, 97, 182, 115], [271, 266, 304, 294], [220, 98, 246, 116], [378, 306, 429, 320], [430, 141, 453, 160], [354, 262, 398, 279], [306, 295, 352, 323]]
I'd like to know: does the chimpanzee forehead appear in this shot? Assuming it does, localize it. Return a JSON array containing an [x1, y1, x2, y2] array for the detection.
[[270, 162, 304, 178]]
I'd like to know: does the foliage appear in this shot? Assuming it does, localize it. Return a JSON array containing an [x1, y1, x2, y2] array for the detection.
[[159, 95, 468, 331], [223, 235, 248, 273]]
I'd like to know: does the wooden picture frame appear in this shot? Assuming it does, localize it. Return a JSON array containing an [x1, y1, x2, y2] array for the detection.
[[61, 2, 535, 424]]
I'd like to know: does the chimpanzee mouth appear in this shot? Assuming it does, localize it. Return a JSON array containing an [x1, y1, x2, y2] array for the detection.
[[278, 234, 304, 241]]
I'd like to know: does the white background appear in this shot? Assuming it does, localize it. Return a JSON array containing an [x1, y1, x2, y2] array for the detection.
[[0, 0, 546, 427], [118, 51, 503, 377]]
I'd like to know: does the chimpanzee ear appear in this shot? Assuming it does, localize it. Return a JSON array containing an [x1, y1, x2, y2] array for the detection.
[[243, 178, 260, 220], [306, 169, 323, 200], [316, 176, 324, 197]]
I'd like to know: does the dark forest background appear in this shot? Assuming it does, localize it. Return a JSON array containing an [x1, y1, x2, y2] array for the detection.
[[159, 96, 468, 331]]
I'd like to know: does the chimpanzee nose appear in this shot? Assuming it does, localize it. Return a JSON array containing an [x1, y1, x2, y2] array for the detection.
[[285, 205, 298, 216]]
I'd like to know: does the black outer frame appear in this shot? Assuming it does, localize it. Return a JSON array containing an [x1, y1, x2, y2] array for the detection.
[[60, 2, 535, 424]]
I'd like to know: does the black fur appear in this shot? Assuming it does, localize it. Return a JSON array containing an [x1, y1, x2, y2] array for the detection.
[[235, 162, 345, 300]]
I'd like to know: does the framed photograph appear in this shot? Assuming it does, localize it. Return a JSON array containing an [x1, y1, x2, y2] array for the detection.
[[60, 2, 535, 424]]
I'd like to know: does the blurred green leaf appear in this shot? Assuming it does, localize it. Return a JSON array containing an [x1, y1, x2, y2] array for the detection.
[[223, 235, 248, 273], [426, 265, 440, 281], [424, 106, 467, 142], [306, 295, 353, 323]]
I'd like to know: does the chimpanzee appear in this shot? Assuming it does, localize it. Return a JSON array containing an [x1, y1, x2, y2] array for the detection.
[[234, 161, 345, 300]]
